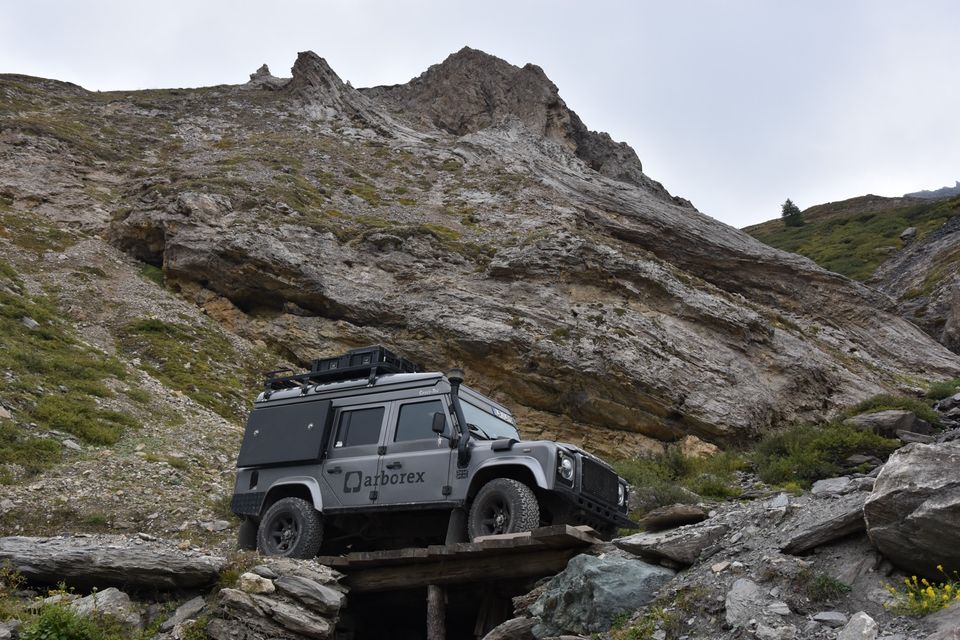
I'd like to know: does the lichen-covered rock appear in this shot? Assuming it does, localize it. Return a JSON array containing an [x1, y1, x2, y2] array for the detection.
[[528, 553, 673, 637], [865, 441, 960, 578]]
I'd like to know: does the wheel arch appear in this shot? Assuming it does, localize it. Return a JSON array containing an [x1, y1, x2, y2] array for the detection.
[[467, 460, 549, 500], [261, 477, 323, 516]]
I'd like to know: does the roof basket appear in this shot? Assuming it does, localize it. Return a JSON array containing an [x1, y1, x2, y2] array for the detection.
[[264, 345, 421, 391]]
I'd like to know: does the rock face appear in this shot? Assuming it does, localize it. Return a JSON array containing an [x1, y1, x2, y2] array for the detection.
[[864, 441, 960, 577], [4, 51, 960, 456], [527, 553, 674, 637], [872, 214, 960, 352]]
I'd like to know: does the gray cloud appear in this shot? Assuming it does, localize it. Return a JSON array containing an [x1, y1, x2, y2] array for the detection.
[[1, 0, 957, 227]]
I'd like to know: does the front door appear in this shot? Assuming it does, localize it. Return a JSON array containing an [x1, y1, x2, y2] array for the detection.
[[377, 398, 455, 505], [322, 403, 387, 507]]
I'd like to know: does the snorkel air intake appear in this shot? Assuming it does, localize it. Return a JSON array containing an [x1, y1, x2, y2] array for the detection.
[[447, 368, 471, 467]]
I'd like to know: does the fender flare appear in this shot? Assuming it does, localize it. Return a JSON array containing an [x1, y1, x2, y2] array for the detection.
[[264, 477, 324, 513], [471, 457, 550, 492]]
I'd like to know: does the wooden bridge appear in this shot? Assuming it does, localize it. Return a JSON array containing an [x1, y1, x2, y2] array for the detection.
[[317, 525, 603, 639]]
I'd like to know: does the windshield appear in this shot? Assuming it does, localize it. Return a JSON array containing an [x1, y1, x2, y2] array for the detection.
[[461, 400, 520, 440]]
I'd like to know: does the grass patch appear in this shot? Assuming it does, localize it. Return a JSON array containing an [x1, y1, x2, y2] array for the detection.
[[842, 393, 940, 427], [0, 422, 61, 479], [117, 318, 267, 422], [609, 586, 704, 640], [30, 393, 137, 444], [927, 378, 960, 401], [796, 568, 852, 602], [346, 182, 381, 206], [614, 449, 745, 517], [752, 422, 899, 487], [0, 212, 74, 253], [0, 260, 134, 476], [138, 263, 164, 286], [745, 195, 960, 280]]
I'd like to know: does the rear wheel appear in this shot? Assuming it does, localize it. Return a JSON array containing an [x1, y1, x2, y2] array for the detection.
[[467, 478, 540, 541], [257, 497, 323, 558]]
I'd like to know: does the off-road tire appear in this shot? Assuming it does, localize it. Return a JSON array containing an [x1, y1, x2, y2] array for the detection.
[[257, 497, 323, 558], [467, 478, 540, 541], [237, 517, 258, 551]]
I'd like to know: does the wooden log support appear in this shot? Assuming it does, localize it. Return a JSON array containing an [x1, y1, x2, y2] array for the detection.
[[427, 584, 446, 640]]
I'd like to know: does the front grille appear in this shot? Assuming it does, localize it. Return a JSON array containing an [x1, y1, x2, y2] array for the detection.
[[581, 457, 619, 504]]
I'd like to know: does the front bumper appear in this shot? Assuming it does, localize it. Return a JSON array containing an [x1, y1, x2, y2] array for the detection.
[[553, 484, 637, 530]]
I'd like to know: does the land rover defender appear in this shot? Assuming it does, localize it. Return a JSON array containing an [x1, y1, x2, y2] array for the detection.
[[230, 346, 635, 557]]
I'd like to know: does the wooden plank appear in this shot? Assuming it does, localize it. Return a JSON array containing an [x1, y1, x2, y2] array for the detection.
[[341, 548, 580, 592], [313, 526, 599, 574], [531, 524, 601, 547]]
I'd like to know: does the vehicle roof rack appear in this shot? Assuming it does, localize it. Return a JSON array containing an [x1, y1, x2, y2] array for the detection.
[[263, 345, 421, 392]]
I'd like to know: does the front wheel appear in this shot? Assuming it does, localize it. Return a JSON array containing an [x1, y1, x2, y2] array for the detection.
[[467, 478, 540, 541], [257, 497, 323, 558]]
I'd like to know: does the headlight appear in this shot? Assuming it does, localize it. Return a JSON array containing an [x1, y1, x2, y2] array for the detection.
[[558, 454, 575, 482], [618, 483, 626, 505]]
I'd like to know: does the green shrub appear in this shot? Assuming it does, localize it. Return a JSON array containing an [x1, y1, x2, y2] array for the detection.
[[796, 568, 852, 602], [0, 421, 61, 475], [842, 393, 940, 427], [927, 379, 960, 401], [19, 603, 118, 640], [614, 449, 745, 515], [752, 422, 899, 487]]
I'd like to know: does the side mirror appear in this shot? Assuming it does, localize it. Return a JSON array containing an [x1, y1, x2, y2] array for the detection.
[[431, 412, 447, 435]]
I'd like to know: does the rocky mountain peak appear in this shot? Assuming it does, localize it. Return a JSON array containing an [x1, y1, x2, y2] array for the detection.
[[247, 63, 286, 90], [286, 51, 349, 100], [282, 50, 384, 125], [364, 47, 686, 203]]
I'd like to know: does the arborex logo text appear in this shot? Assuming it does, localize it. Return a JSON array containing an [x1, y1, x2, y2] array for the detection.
[[343, 469, 425, 493]]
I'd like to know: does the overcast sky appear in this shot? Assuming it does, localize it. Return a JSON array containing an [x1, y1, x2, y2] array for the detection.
[[2, 1, 958, 227]]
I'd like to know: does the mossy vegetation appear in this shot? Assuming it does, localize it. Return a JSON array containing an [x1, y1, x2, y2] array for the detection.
[[745, 195, 960, 280], [0, 260, 134, 479], [117, 318, 268, 422], [0, 211, 75, 253], [613, 449, 746, 517], [751, 421, 899, 487], [927, 378, 960, 400]]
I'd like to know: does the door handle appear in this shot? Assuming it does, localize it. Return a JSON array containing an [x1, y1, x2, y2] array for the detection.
[[326, 466, 343, 475], [385, 462, 402, 470]]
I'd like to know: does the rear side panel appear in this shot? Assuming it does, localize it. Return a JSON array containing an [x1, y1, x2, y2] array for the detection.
[[236, 399, 332, 467]]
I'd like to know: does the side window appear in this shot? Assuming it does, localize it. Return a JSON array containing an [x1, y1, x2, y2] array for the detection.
[[394, 400, 444, 443], [334, 407, 385, 448]]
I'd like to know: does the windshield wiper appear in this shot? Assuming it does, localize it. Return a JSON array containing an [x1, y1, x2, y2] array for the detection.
[[467, 423, 493, 440]]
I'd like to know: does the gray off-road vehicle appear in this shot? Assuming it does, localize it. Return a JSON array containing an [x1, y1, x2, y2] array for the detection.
[[230, 346, 635, 557]]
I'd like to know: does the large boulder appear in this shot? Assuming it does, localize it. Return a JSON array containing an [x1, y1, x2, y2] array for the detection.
[[845, 410, 932, 437], [864, 441, 960, 577], [528, 553, 674, 637]]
